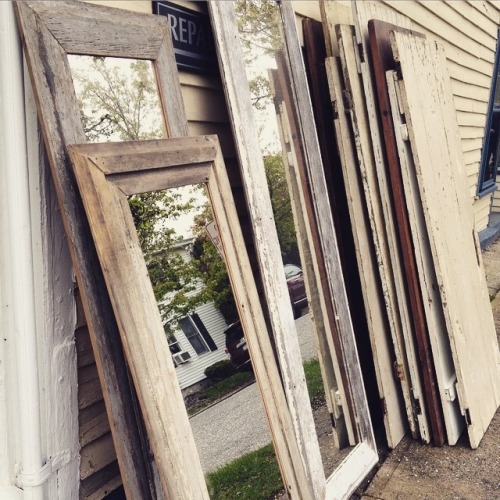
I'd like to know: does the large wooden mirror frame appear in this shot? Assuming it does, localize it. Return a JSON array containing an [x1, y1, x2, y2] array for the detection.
[[209, 2, 378, 497], [68, 135, 316, 498], [14, 1, 189, 496], [16, 0, 377, 496]]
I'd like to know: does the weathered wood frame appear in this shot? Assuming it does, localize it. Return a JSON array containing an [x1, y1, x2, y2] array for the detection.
[[68, 135, 320, 498], [209, 2, 378, 498], [14, 1, 190, 496]]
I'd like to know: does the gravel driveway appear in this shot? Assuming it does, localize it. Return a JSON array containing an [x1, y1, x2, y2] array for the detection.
[[190, 313, 317, 472]]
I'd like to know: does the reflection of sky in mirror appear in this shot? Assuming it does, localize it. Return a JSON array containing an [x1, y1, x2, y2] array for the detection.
[[68, 55, 163, 143], [69, 55, 207, 239]]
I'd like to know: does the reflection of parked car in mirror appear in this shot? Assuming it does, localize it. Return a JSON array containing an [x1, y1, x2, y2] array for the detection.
[[224, 320, 251, 371], [225, 265, 308, 369], [284, 264, 308, 318]]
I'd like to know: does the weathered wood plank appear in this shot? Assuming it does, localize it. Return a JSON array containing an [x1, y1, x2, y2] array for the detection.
[[80, 433, 117, 481], [79, 400, 111, 447], [208, 3, 324, 497], [80, 461, 121, 499], [357, 13, 446, 445], [325, 56, 408, 448], [337, 23, 433, 443], [387, 71, 465, 445], [69, 141, 209, 499], [391, 31, 500, 448], [271, 62, 351, 448], [23, 0, 166, 59]]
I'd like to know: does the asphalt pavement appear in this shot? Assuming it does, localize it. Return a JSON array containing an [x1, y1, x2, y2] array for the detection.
[[190, 312, 317, 472]]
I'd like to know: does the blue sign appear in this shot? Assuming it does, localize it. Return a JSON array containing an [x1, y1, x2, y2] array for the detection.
[[153, 2, 218, 73]]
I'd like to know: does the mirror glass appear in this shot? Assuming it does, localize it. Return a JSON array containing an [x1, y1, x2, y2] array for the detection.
[[235, 0, 355, 476], [69, 54, 284, 495], [69, 55, 164, 143], [131, 183, 286, 497]]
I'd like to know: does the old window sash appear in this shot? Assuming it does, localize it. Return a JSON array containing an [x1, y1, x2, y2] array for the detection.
[[68, 135, 316, 498], [13, 1, 190, 497], [208, 2, 377, 498], [478, 28, 500, 197]]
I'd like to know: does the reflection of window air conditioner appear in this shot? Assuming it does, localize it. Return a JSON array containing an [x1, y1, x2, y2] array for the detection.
[[173, 351, 191, 365]]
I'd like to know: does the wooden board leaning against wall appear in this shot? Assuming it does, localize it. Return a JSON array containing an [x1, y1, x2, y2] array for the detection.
[[352, 3, 445, 446], [366, 16, 465, 446], [321, 2, 415, 449], [389, 30, 500, 449]]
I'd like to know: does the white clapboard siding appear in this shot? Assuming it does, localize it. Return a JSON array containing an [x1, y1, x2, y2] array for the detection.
[[391, 31, 500, 448], [370, 0, 500, 231], [174, 301, 230, 390]]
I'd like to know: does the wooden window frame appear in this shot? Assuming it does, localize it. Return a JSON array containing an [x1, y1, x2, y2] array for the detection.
[[208, 2, 378, 498], [478, 28, 500, 197]]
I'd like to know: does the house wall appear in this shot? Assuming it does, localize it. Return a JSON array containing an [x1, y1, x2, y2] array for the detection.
[[174, 301, 230, 390], [374, 1, 500, 230], [0, 3, 79, 499], [294, 1, 500, 231]]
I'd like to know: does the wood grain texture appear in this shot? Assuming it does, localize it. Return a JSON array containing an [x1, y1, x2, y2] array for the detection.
[[277, 4, 378, 497], [325, 56, 407, 449], [334, 21, 430, 443], [14, 1, 189, 497], [354, 8, 445, 446], [271, 63, 351, 449], [69, 138, 210, 499], [69, 133, 332, 498], [387, 70, 465, 445], [208, 4, 323, 498], [391, 31, 500, 448]]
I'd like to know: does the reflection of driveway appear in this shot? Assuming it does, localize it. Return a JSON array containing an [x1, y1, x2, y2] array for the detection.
[[190, 313, 316, 472], [190, 382, 269, 472]]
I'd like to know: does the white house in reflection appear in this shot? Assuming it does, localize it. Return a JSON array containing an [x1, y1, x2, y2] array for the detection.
[[162, 238, 230, 392]]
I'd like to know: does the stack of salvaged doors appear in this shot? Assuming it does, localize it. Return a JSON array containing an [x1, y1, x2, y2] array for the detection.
[[318, 2, 500, 448]]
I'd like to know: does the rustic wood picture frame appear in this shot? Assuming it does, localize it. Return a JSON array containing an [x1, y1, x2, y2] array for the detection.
[[68, 135, 316, 498], [208, 2, 378, 497]]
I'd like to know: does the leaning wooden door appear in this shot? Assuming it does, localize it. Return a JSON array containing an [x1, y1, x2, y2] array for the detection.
[[389, 31, 500, 449]]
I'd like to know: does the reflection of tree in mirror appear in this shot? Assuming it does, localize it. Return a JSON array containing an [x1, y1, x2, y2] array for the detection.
[[129, 190, 205, 325], [265, 153, 299, 265], [235, 0, 282, 110], [73, 56, 162, 142], [235, 0, 282, 58], [191, 204, 238, 325]]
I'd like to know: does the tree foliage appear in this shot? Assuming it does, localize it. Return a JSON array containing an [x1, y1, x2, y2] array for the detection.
[[74, 57, 206, 326], [264, 154, 299, 264]]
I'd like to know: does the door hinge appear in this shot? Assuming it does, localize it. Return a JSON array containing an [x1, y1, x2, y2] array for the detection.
[[343, 89, 353, 111], [444, 376, 457, 402]]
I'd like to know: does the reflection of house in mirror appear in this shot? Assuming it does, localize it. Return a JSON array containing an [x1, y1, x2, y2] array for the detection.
[[162, 238, 230, 393]]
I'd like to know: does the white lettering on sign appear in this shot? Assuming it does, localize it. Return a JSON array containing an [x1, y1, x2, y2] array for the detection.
[[167, 13, 205, 47]]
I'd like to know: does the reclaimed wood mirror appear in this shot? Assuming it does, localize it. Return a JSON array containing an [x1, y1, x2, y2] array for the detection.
[[68, 135, 316, 498], [209, 1, 378, 497]]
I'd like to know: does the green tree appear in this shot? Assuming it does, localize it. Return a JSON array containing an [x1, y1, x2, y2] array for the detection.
[[74, 57, 206, 326], [264, 154, 299, 264], [190, 205, 239, 325]]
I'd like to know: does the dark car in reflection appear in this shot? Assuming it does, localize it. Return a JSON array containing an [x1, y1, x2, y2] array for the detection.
[[225, 264, 307, 370]]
